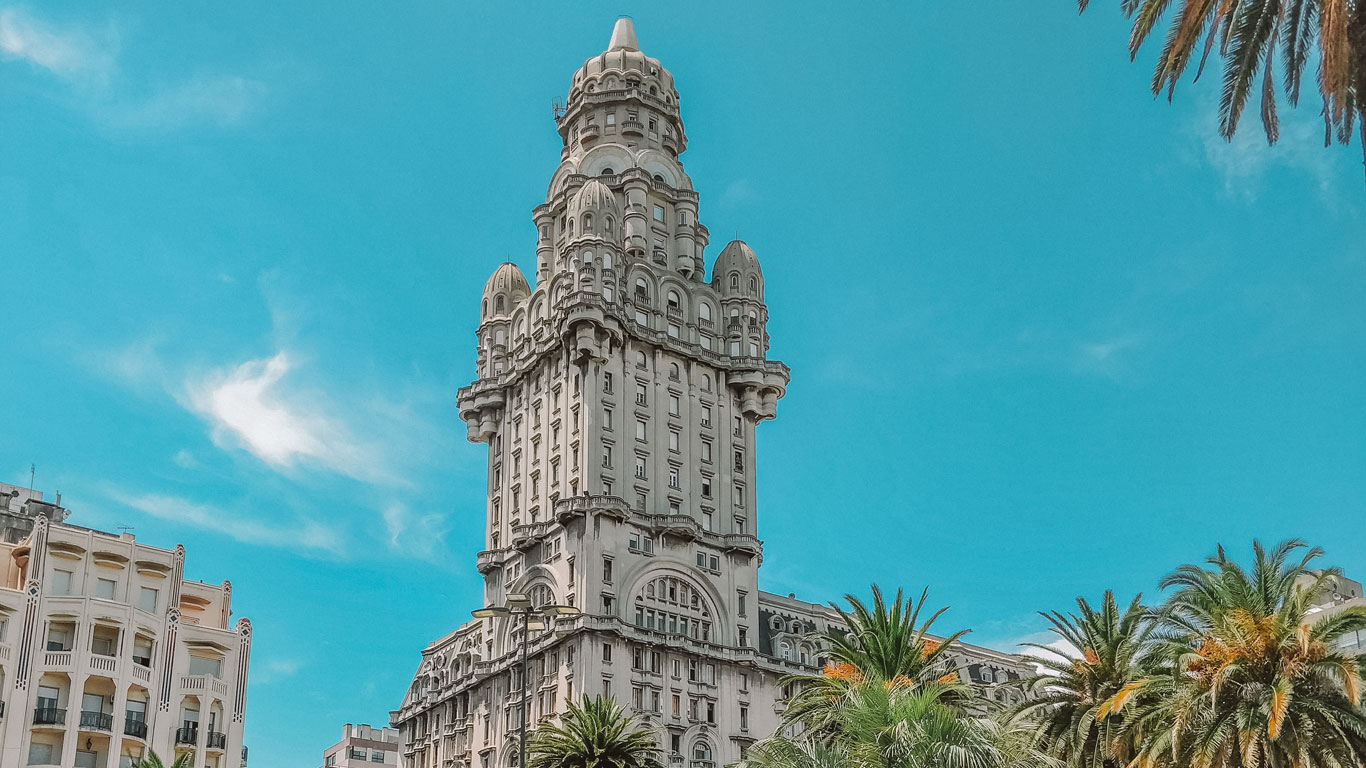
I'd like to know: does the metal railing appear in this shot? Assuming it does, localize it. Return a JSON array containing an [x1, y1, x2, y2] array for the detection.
[[207, 731, 228, 749], [33, 707, 65, 725], [176, 726, 199, 744], [124, 717, 148, 738], [79, 710, 113, 730]]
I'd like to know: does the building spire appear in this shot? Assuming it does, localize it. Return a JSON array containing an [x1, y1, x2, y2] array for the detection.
[[607, 16, 638, 52]]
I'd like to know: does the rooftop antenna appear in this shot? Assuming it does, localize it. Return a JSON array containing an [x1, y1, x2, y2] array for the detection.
[[28, 463, 35, 490], [117, 525, 135, 536]]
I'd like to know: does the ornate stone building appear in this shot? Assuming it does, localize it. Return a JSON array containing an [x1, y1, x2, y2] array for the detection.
[[391, 18, 1029, 768], [0, 484, 251, 768]]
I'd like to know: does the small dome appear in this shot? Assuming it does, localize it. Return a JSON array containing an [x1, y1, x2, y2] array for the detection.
[[571, 178, 620, 213], [481, 262, 530, 320], [712, 240, 764, 299]]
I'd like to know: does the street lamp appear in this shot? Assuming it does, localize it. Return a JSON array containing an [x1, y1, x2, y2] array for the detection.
[[473, 595, 582, 768]]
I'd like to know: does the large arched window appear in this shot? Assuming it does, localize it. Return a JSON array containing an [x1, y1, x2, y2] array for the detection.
[[634, 278, 649, 299], [602, 252, 614, 270], [698, 303, 712, 322], [668, 362, 680, 381], [582, 250, 593, 267], [636, 350, 648, 368], [666, 290, 681, 311], [632, 573, 714, 642], [692, 742, 713, 762]]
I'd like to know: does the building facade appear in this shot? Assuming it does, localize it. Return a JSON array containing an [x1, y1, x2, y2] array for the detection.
[[391, 18, 1029, 768], [0, 484, 251, 768], [321, 723, 400, 768]]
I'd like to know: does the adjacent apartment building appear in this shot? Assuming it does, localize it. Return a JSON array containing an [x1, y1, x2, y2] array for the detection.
[[0, 484, 251, 768], [321, 723, 400, 767], [390, 18, 1030, 768]]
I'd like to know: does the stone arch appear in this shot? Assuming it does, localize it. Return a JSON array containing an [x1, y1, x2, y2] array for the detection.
[[581, 145, 634, 178], [621, 562, 729, 642]]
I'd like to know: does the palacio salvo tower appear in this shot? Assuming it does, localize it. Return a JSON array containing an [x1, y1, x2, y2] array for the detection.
[[391, 18, 1027, 768]]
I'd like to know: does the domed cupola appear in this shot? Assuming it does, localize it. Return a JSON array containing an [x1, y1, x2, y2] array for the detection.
[[711, 240, 764, 301], [569, 179, 621, 241], [481, 262, 530, 321]]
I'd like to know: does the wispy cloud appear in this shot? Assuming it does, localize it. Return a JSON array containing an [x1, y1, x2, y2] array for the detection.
[[382, 503, 451, 562], [110, 489, 345, 555], [0, 7, 114, 81], [0, 6, 266, 132], [185, 351, 400, 485], [1075, 332, 1145, 381], [251, 657, 302, 685]]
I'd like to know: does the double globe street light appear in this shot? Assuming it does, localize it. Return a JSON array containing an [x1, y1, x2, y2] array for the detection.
[[472, 593, 581, 768]]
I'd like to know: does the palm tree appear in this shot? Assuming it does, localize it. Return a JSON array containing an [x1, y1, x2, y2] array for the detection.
[[1107, 539, 1366, 768], [526, 695, 664, 768], [133, 752, 192, 768], [742, 679, 1058, 768], [1079, 0, 1366, 177], [781, 586, 970, 732], [1008, 591, 1153, 768]]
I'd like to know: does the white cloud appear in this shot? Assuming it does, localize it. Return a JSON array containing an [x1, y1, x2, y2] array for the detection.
[[1187, 90, 1339, 203], [171, 449, 200, 470], [104, 74, 267, 131], [185, 351, 398, 485], [251, 657, 302, 685], [0, 7, 114, 81], [0, 7, 265, 132], [382, 503, 451, 562], [111, 490, 345, 555]]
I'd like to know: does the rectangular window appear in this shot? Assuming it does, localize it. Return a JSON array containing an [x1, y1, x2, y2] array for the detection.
[[739, 627, 749, 646], [701, 441, 712, 462], [188, 655, 223, 679], [138, 586, 158, 613], [603, 558, 613, 583], [668, 468, 680, 488], [634, 457, 646, 479], [603, 372, 613, 393], [602, 643, 613, 662], [51, 569, 73, 596], [636, 389, 647, 406], [668, 430, 679, 451], [604, 408, 613, 429], [602, 447, 612, 467], [606, 113, 616, 125], [95, 578, 116, 600], [701, 405, 711, 427], [701, 478, 712, 498], [653, 205, 664, 221], [636, 420, 647, 441], [738, 592, 747, 617], [740, 705, 749, 730], [668, 395, 680, 416]]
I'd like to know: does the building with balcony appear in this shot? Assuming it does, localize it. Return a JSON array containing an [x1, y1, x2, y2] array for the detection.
[[390, 17, 1032, 768], [320, 723, 399, 767], [0, 484, 251, 768]]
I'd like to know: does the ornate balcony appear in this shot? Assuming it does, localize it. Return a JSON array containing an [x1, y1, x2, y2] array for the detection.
[[176, 726, 199, 745], [207, 731, 228, 750], [621, 119, 645, 136], [124, 717, 149, 738]]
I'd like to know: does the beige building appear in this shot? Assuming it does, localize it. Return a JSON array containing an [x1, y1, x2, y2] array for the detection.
[[1305, 572, 1366, 656], [390, 17, 1030, 768], [321, 723, 399, 767], [0, 484, 251, 768]]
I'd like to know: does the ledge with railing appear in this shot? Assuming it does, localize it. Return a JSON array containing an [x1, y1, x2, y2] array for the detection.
[[124, 717, 148, 738], [79, 710, 113, 731], [207, 731, 228, 749], [175, 726, 199, 745], [32, 707, 65, 726]]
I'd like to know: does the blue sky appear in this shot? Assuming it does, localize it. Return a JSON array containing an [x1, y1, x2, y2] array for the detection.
[[2, 2, 1364, 765]]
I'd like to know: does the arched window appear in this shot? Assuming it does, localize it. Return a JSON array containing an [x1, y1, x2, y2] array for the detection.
[[729, 273, 739, 289], [602, 252, 613, 270], [634, 278, 649, 299], [636, 351, 648, 368], [482, 299, 488, 317], [698, 303, 712, 322], [528, 584, 554, 609], [749, 276, 758, 292], [780, 640, 793, 660], [668, 363, 680, 380], [653, 173, 665, 182], [632, 573, 714, 642], [600, 167, 614, 176], [583, 250, 593, 266], [494, 329, 505, 346], [701, 374, 711, 391], [603, 285, 614, 302], [568, 218, 574, 236], [604, 215, 614, 232], [692, 742, 712, 762], [583, 213, 593, 230], [495, 296, 505, 313], [666, 290, 681, 310]]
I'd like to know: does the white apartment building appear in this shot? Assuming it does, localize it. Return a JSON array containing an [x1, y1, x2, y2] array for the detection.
[[0, 485, 251, 768], [390, 17, 1031, 768], [321, 723, 400, 768]]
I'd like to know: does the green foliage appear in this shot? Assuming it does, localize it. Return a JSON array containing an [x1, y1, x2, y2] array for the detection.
[[1080, 0, 1366, 179], [1007, 591, 1153, 768], [133, 752, 193, 768], [526, 695, 664, 768]]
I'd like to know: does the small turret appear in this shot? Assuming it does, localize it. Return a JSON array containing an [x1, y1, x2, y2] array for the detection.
[[480, 262, 531, 321]]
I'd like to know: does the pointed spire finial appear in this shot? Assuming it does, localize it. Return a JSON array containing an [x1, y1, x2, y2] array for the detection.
[[608, 16, 638, 52]]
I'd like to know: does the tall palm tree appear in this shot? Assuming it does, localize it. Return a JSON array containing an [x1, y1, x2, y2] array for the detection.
[[1107, 539, 1366, 768], [526, 695, 664, 768], [781, 586, 970, 732], [133, 752, 192, 768], [1080, 0, 1366, 177], [1008, 591, 1153, 768], [742, 679, 1058, 768]]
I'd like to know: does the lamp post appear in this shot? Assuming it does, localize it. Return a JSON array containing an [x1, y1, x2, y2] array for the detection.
[[473, 594, 581, 768]]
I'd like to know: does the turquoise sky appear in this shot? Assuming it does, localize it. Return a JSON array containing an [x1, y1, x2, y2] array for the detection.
[[2, 2, 1364, 766]]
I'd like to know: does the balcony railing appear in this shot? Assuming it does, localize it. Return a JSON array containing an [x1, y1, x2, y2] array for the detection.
[[33, 707, 65, 725], [176, 726, 199, 745], [207, 731, 228, 749], [123, 716, 148, 738], [89, 653, 118, 673], [79, 710, 113, 731]]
